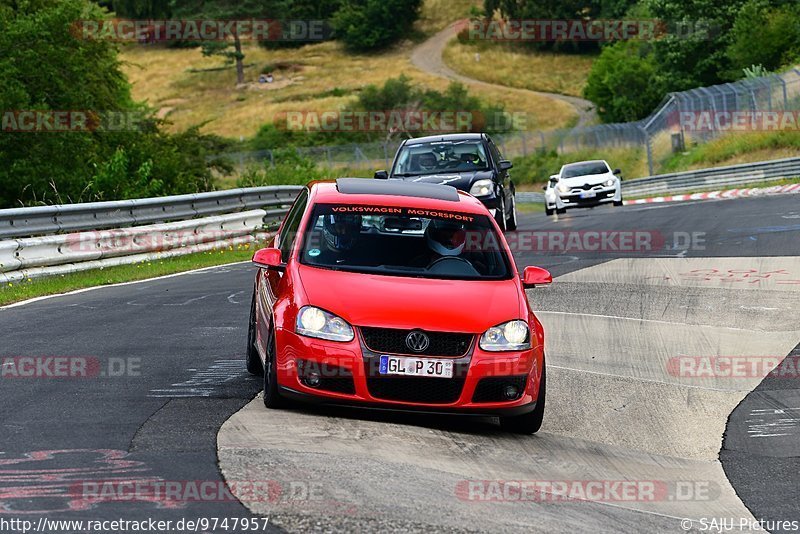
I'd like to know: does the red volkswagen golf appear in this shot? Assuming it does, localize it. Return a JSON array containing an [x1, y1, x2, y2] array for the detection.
[[246, 178, 552, 433]]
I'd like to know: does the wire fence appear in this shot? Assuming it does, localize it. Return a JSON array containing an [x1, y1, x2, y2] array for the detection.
[[219, 69, 800, 179]]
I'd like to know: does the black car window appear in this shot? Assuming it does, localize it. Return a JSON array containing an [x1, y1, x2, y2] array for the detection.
[[562, 162, 610, 178], [299, 204, 512, 281]]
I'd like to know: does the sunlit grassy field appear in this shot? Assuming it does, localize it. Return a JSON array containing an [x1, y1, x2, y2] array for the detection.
[[442, 40, 595, 97]]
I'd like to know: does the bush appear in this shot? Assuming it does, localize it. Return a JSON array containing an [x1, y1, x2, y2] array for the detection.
[[583, 41, 664, 123], [332, 0, 423, 51], [237, 149, 331, 187]]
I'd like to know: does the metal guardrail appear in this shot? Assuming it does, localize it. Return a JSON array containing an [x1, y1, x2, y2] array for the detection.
[[0, 186, 303, 282], [516, 156, 800, 203], [0, 186, 303, 240], [621, 156, 800, 197]]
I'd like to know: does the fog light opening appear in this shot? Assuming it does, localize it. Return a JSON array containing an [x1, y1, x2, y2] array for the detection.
[[304, 371, 322, 388], [503, 385, 519, 400]]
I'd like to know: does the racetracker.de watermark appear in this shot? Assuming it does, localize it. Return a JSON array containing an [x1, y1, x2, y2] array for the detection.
[[1, 111, 144, 133], [672, 110, 800, 132], [276, 110, 529, 133], [0, 357, 141, 379], [74, 19, 332, 43], [456, 479, 718, 503], [469, 231, 705, 253], [667, 356, 800, 379], [461, 19, 718, 42]]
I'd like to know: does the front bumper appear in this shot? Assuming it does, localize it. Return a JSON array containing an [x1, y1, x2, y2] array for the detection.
[[555, 185, 621, 209], [273, 327, 543, 415]]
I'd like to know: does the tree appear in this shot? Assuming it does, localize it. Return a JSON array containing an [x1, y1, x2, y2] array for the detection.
[[583, 41, 664, 122], [726, 0, 800, 76], [107, 0, 171, 18], [332, 0, 423, 52], [0, 0, 227, 207], [642, 0, 749, 89], [170, 0, 289, 85]]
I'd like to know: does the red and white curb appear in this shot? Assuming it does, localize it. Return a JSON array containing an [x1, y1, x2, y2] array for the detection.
[[624, 183, 800, 205]]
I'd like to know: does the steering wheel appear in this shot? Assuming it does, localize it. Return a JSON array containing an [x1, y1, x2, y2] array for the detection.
[[427, 256, 480, 276]]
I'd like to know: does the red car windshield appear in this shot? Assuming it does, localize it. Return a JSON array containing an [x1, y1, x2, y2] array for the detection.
[[299, 204, 512, 280]]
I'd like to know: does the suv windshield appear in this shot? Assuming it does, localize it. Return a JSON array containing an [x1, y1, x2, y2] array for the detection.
[[299, 204, 511, 280], [562, 162, 610, 178], [392, 140, 489, 177]]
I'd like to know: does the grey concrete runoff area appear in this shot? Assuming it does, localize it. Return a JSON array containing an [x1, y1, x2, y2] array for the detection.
[[1, 194, 799, 533]]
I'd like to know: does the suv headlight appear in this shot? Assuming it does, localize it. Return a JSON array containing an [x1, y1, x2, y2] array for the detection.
[[469, 179, 493, 197], [296, 306, 354, 342], [557, 183, 570, 194], [479, 320, 531, 352], [604, 178, 616, 187]]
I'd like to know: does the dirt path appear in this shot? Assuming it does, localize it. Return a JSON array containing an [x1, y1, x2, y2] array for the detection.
[[411, 22, 598, 128]]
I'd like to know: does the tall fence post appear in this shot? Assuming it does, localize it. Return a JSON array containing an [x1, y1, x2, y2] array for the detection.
[[642, 127, 654, 177]]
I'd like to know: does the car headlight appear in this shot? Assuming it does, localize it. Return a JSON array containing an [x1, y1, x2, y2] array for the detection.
[[557, 183, 570, 194], [479, 320, 531, 352], [604, 178, 616, 187], [469, 179, 493, 197], [296, 306, 354, 342]]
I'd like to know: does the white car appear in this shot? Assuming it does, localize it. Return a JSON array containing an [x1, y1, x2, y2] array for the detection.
[[544, 160, 623, 216]]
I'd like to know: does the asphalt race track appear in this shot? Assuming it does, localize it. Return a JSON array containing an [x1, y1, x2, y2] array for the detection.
[[1, 195, 799, 533]]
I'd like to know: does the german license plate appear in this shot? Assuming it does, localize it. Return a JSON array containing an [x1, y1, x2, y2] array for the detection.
[[580, 191, 596, 199], [379, 355, 454, 378]]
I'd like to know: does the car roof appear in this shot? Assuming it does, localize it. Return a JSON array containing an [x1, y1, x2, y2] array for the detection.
[[404, 133, 485, 146], [307, 179, 488, 214]]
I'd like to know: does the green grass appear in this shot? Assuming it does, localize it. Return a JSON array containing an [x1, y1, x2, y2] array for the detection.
[[661, 131, 800, 172], [0, 244, 257, 306]]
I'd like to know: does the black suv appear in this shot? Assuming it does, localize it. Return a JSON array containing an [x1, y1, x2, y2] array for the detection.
[[375, 133, 517, 231]]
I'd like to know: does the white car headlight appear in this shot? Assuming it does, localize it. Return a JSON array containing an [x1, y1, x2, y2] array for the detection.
[[557, 183, 570, 194], [479, 320, 531, 352], [604, 178, 616, 187], [296, 306, 354, 342], [469, 179, 493, 197]]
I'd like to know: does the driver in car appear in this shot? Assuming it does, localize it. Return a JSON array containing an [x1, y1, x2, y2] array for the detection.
[[414, 219, 481, 276], [310, 213, 363, 265], [417, 152, 439, 173]]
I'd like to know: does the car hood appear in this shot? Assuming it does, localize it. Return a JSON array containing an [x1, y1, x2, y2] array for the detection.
[[559, 173, 613, 187], [296, 264, 524, 333], [394, 170, 493, 191]]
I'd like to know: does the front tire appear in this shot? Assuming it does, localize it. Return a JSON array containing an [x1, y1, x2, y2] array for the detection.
[[246, 293, 263, 376], [556, 207, 567, 215], [613, 200, 623, 207], [506, 195, 518, 231], [495, 196, 507, 232], [500, 365, 546, 434], [263, 327, 287, 409], [545, 206, 554, 216]]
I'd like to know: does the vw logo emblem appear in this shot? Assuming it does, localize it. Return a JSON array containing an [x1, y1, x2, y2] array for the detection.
[[405, 330, 430, 353]]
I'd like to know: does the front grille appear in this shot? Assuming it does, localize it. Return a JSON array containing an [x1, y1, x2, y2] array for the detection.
[[360, 327, 473, 357], [472, 375, 528, 403], [367, 376, 465, 404], [296, 359, 355, 395]]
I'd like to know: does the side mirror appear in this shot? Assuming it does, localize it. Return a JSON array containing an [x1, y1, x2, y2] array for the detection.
[[374, 170, 389, 180], [542, 185, 547, 191], [522, 266, 552, 288], [613, 168, 621, 175], [253, 248, 285, 271], [499, 160, 513, 171]]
